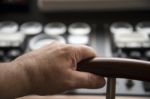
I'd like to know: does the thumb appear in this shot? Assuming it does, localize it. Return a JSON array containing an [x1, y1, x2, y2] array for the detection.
[[71, 71, 106, 89]]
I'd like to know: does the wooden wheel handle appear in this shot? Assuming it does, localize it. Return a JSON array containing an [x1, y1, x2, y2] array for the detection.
[[77, 58, 150, 81]]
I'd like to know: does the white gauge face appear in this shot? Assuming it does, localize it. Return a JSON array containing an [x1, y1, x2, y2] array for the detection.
[[20, 22, 42, 35], [0, 21, 18, 33], [68, 22, 91, 35], [29, 34, 66, 50], [44, 22, 66, 35], [68, 35, 89, 45], [136, 22, 150, 34], [110, 22, 133, 34]]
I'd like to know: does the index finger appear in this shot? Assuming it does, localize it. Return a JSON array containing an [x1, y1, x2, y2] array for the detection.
[[73, 45, 97, 63]]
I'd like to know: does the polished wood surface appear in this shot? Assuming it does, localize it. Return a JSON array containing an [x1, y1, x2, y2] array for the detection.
[[78, 58, 150, 81], [18, 95, 150, 99]]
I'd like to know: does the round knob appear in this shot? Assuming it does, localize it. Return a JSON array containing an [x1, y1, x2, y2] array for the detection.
[[114, 49, 128, 58], [7, 50, 21, 59], [145, 50, 150, 59], [129, 51, 141, 59]]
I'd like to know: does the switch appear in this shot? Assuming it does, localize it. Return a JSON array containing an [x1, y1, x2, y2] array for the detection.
[[129, 51, 141, 59], [126, 80, 134, 89]]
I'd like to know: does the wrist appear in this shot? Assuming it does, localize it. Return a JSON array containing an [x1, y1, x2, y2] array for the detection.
[[10, 60, 32, 97]]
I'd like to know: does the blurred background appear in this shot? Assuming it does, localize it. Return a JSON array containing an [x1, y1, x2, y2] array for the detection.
[[1, 0, 150, 97]]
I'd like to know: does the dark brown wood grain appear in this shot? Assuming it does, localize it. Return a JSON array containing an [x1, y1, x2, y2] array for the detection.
[[77, 58, 150, 81]]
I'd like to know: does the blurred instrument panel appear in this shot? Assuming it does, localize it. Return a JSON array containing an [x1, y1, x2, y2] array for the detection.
[[0, 0, 150, 97]]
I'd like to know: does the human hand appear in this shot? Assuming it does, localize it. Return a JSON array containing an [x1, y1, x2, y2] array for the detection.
[[14, 42, 106, 95]]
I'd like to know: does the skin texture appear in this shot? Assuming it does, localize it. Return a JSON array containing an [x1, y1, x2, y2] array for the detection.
[[0, 42, 106, 99]]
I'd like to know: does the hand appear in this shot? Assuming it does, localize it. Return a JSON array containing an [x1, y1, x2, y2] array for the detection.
[[14, 42, 106, 95]]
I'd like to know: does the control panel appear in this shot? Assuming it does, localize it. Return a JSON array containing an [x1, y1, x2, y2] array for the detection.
[[0, 20, 150, 96], [0, 0, 150, 97]]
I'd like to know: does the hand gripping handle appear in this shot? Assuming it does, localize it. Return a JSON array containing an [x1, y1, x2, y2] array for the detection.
[[77, 58, 150, 81]]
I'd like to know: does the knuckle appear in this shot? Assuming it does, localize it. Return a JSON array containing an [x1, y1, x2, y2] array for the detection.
[[61, 45, 74, 56], [58, 45, 75, 66]]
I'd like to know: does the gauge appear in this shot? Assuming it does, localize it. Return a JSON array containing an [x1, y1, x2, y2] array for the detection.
[[44, 22, 66, 35], [29, 34, 66, 50], [136, 22, 150, 34], [0, 21, 18, 33], [20, 22, 42, 35], [110, 22, 133, 34], [68, 22, 91, 35]]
